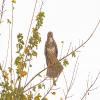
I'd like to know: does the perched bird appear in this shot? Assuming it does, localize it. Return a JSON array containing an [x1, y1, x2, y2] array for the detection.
[[45, 32, 63, 78]]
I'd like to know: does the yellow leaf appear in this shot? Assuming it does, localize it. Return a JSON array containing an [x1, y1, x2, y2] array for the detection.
[[60, 97, 63, 100], [3, 71, 9, 80], [20, 71, 27, 77], [12, 0, 16, 3], [24, 47, 29, 54]]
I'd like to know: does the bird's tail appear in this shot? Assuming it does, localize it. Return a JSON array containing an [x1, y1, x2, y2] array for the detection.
[[46, 59, 63, 78]]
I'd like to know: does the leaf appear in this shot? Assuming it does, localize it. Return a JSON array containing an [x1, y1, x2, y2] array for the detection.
[[38, 84, 42, 89], [24, 47, 29, 54], [20, 71, 27, 77], [32, 50, 37, 57], [12, 0, 16, 3], [7, 19, 11, 24], [60, 97, 63, 100], [51, 92, 56, 95], [63, 59, 69, 66], [32, 86, 36, 92], [42, 84, 45, 89], [34, 93, 41, 100], [72, 51, 76, 57], [8, 67, 12, 73]]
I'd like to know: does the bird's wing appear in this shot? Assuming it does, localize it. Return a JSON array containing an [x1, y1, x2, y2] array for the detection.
[[53, 40, 58, 57], [44, 41, 49, 65]]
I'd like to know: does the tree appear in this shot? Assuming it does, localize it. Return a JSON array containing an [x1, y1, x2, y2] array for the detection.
[[0, 0, 100, 100]]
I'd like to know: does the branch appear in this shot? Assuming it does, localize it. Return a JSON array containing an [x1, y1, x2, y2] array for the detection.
[[42, 76, 60, 99], [24, 68, 46, 89], [80, 72, 100, 100], [24, 77, 47, 93], [59, 20, 100, 61], [65, 56, 79, 100]]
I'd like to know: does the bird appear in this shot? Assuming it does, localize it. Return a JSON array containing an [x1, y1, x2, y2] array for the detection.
[[44, 32, 63, 78]]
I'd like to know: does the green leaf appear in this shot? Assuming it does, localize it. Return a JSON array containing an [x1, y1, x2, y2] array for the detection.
[[38, 84, 42, 89], [32, 50, 37, 57], [33, 86, 36, 92], [63, 59, 69, 66], [72, 51, 76, 57]]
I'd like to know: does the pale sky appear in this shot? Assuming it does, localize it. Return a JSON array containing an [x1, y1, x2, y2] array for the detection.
[[0, 0, 100, 100]]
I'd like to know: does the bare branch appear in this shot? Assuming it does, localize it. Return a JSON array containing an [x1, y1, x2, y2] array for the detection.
[[65, 56, 79, 100], [80, 72, 100, 100], [25, 0, 38, 46], [59, 20, 100, 61]]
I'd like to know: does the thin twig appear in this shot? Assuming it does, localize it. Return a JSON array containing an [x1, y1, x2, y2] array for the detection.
[[65, 56, 79, 100], [24, 68, 46, 89], [24, 61, 31, 87], [25, 0, 38, 46], [80, 72, 100, 100], [0, 0, 6, 23], [10, 2, 14, 86], [3, 21, 11, 70], [59, 41, 64, 59], [41, 75, 59, 99], [24, 77, 47, 93], [62, 42, 72, 91]]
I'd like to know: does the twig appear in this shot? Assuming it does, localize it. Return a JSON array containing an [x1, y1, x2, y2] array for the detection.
[[24, 77, 47, 93], [24, 61, 31, 87], [24, 68, 46, 89], [65, 56, 79, 100], [41, 75, 59, 99], [10, 2, 14, 86], [59, 41, 64, 59], [0, 0, 6, 23], [62, 42, 72, 91], [80, 72, 100, 100], [25, 0, 38, 46], [3, 20, 11, 70]]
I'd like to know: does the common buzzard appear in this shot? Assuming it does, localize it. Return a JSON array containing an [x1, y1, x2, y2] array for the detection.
[[45, 32, 63, 78]]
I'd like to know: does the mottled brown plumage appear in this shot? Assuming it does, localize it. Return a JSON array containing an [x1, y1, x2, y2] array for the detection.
[[45, 32, 63, 78]]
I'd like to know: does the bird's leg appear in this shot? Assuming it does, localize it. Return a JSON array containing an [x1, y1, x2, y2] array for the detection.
[[53, 78, 56, 86]]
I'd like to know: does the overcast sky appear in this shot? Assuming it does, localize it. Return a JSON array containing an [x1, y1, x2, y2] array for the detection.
[[0, 0, 100, 100]]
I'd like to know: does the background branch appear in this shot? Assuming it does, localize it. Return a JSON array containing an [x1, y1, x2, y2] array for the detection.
[[80, 72, 100, 100]]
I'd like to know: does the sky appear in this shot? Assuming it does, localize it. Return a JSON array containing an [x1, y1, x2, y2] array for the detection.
[[0, 0, 100, 100]]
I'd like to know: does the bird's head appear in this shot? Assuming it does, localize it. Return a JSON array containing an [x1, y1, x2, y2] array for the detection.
[[47, 32, 53, 39]]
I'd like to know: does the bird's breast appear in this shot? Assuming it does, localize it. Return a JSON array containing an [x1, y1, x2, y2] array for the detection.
[[47, 46, 56, 54]]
